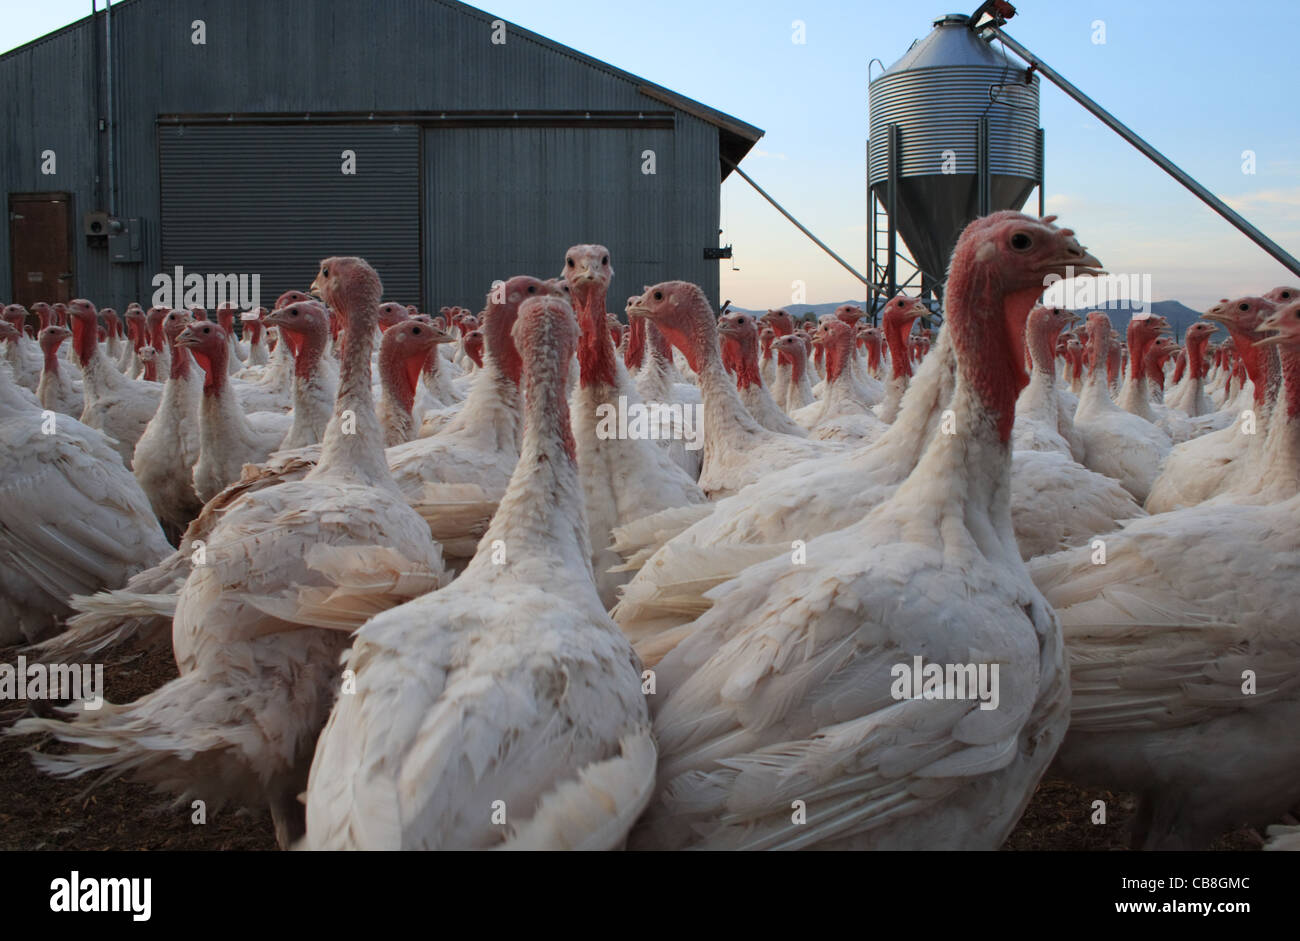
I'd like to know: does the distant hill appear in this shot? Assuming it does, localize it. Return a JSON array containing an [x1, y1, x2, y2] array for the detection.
[[1067, 299, 1211, 341], [730, 298, 1216, 340]]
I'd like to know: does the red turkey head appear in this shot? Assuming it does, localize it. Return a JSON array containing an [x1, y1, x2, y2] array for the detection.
[[463, 328, 485, 367], [162, 308, 193, 346], [273, 290, 313, 311], [833, 304, 864, 326], [948, 212, 1102, 395], [760, 309, 795, 337], [175, 320, 230, 390], [378, 302, 411, 332], [39, 324, 71, 356], [627, 281, 723, 373], [482, 275, 566, 386], [217, 304, 237, 334], [563, 244, 613, 316], [380, 317, 450, 407], [1264, 286, 1300, 305], [264, 301, 329, 364], [310, 257, 383, 325], [1257, 300, 1300, 349]]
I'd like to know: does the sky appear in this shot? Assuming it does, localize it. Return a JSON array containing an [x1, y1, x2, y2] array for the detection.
[[5, 0, 1298, 311]]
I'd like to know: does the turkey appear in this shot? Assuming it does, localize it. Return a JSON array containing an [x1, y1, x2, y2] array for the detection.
[[301, 294, 654, 850], [13, 256, 448, 849], [261, 301, 337, 452], [1029, 299, 1300, 848], [1165, 320, 1216, 417], [35, 325, 83, 416], [1071, 311, 1171, 503], [0, 320, 171, 643], [717, 310, 805, 436], [179, 320, 294, 503], [1145, 296, 1278, 512], [1012, 306, 1083, 459], [626, 283, 844, 500], [132, 309, 203, 539], [628, 211, 1100, 850], [794, 319, 887, 444], [2, 304, 42, 390], [376, 317, 453, 447], [873, 294, 926, 423], [66, 299, 163, 468], [562, 243, 706, 609]]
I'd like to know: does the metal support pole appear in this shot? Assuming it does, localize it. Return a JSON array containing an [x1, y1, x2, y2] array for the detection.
[[886, 123, 899, 297], [986, 24, 1300, 279], [1036, 127, 1045, 217], [721, 157, 870, 286], [977, 117, 990, 216]]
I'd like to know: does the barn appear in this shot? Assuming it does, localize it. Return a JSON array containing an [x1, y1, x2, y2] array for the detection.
[[0, 0, 762, 313]]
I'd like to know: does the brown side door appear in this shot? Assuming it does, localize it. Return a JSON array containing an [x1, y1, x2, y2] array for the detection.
[[9, 193, 74, 307]]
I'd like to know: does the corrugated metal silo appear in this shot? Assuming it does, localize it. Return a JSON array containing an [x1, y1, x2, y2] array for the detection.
[[868, 13, 1042, 293]]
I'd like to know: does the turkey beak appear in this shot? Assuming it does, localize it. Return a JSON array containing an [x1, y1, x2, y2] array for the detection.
[[308, 277, 324, 300], [1202, 310, 1231, 326], [627, 302, 651, 320], [430, 327, 456, 344], [176, 327, 198, 348], [1049, 242, 1104, 278], [1254, 311, 1288, 346]]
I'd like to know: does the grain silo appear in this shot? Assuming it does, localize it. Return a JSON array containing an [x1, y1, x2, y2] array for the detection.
[[867, 13, 1043, 304]]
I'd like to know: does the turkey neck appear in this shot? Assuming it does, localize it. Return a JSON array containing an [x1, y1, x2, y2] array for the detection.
[[624, 315, 646, 372], [677, 314, 766, 441], [474, 328, 592, 580], [727, 334, 764, 390], [442, 301, 521, 447], [283, 326, 332, 450], [573, 280, 617, 390], [1187, 334, 1208, 381], [41, 339, 63, 379], [1118, 322, 1157, 417], [72, 313, 128, 397], [1252, 346, 1300, 499], [311, 307, 391, 488], [892, 279, 1029, 563], [883, 318, 914, 380]]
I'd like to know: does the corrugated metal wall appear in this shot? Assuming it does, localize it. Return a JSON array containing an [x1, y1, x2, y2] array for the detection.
[[158, 124, 421, 305], [424, 125, 674, 310], [0, 0, 739, 311]]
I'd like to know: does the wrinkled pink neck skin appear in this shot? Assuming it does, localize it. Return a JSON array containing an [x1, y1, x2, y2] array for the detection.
[[41, 334, 64, 375], [824, 335, 852, 382], [883, 318, 914, 379], [1186, 333, 1210, 380], [722, 332, 764, 390]]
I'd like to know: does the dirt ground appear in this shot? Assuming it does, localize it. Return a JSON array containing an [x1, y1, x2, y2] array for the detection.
[[0, 640, 1261, 852]]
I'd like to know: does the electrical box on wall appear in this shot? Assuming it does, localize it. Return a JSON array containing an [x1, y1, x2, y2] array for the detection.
[[109, 218, 143, 263]]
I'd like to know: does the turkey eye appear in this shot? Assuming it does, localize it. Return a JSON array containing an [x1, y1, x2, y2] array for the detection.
[[1239, 303, 1249, 311], [1010, 232, 1033, 251], [567, 258, 574, 267], [291, 310, 298, 317], [412, 326, 421, 334], [653, 291, 663, 301], [601, 256, 608, 265], [528, 286, 536, 294], [321, 267, 329, 277]]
